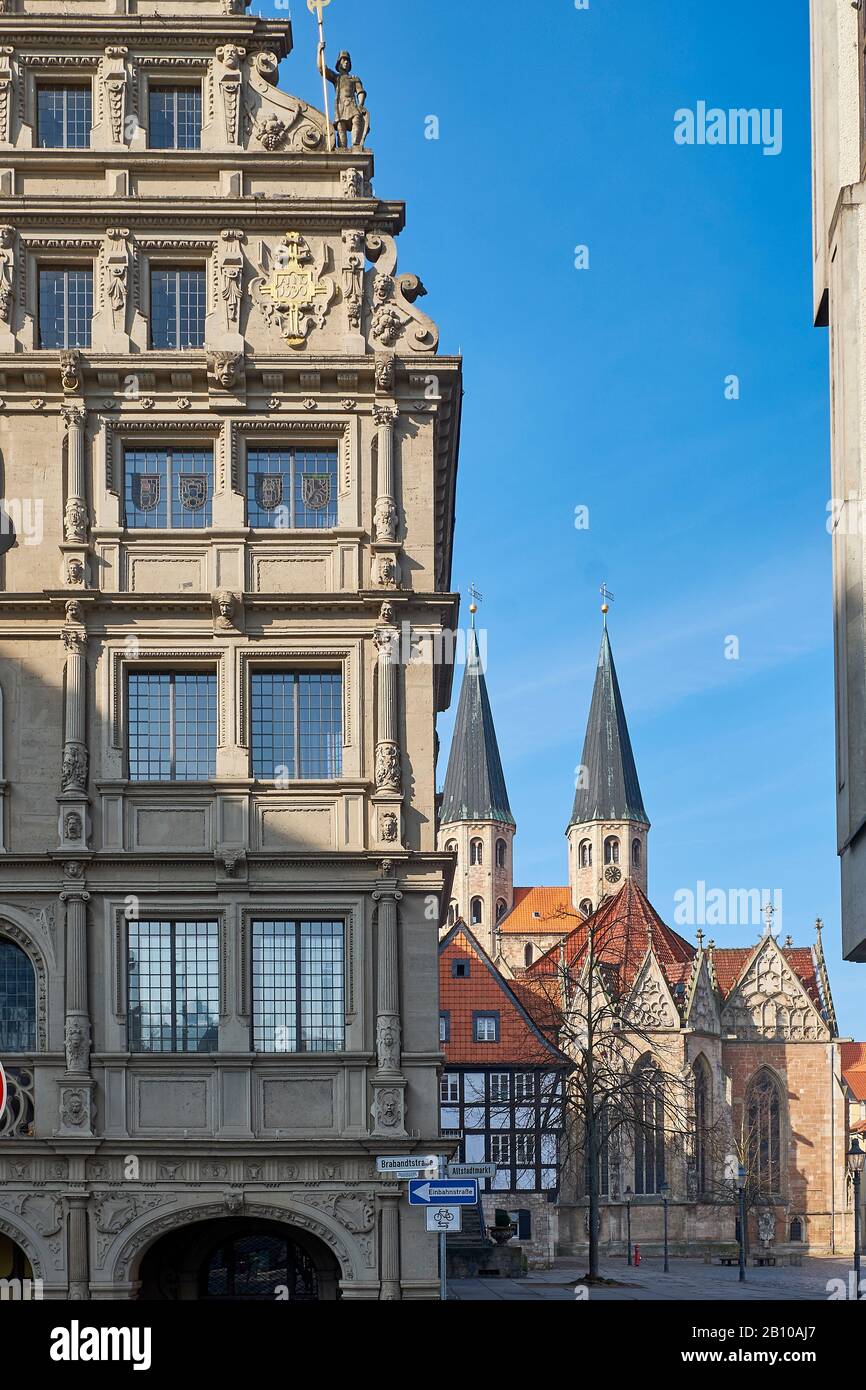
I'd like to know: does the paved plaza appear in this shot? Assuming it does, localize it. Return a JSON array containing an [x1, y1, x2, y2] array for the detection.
[[449, 1255, 859, 1301]]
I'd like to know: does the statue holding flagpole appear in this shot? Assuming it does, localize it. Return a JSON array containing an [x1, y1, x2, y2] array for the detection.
[[310, 0, 370, 152]]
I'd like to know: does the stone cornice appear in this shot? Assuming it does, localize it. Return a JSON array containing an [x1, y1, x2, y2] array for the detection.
[[0, 18, 293, 60], [0, 197, 404, 234]]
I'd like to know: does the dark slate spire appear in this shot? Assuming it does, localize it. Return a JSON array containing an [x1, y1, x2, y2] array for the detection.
[[440, 626, 515, 827], [569, 627, 649, 829]]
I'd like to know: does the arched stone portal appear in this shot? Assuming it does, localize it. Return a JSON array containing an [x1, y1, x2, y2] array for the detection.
[[136, 1217, 342, 1301]]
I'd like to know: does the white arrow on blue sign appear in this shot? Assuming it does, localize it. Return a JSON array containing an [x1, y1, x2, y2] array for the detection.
[[407, 1179, 478, 1206]]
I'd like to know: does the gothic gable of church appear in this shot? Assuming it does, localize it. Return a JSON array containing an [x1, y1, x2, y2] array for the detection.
[[720, 936, 829, 1042], [624, 950, 680, 1030], [684, 954, 721, 1035]]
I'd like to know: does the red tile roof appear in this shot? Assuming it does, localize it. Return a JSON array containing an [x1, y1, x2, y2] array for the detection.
[[842, 1042, 866, 1101], [497, 887, 580, 935], [525, 879, 695, 1001], [439, 923, 568, 1067]]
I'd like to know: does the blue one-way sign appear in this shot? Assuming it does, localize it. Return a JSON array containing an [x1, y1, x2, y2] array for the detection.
[[407, 1179, 478, 1206]]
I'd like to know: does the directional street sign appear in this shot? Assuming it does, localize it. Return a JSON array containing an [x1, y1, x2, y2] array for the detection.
[[376, 1155, 439, 1179], [0, 1060, 6, 1125], [447, 1162, 496, 1180], [408, 1179, 478, 1206], [425, 1206, 461, 1233]]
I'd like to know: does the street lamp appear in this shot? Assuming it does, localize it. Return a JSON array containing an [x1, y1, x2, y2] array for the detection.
[[737, 1165, 747, 1283], [660, 1181, 670, 1272], [848, 1137, 864, 1300], [625, 1186, 633, 1266]]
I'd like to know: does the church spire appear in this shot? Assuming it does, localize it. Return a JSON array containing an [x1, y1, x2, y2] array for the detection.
[[567, 611, 649, 915], [439, 597, 515, 955]]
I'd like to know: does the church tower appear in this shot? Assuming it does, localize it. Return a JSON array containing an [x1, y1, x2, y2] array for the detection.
[[567, 616, 649, 915], [439, 608, 515, 954]]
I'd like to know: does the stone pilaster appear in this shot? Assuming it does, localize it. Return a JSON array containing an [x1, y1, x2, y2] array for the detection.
[[58, 622, 90, 850], [370, 403, 401, 589], [61, 877, 91, 1075], [64, 1194, 90, 1300], [61, 405, 90, 590], [378, 1193, 402, 1301], [373, 605, 403, 849], [371, 869, 407, 1137]]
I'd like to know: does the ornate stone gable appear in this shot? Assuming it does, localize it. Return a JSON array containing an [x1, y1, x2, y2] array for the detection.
[[720, 936, 829, 1042], [684, 954, 721, 1035], [624, 950, 680, 1030]]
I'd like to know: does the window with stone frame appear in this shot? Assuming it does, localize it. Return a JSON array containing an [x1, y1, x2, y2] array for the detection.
[[124, 446, 214, 529], [0, 937, 36, 1052], [633, 1057, 666, 1194], [38, 266, 93, 349], [149, 267, 207, 349], [250, 670, 343, 780], [246, 447, 338, 529], [148, 84, 202, 150], [127, 919, 219, 1053], [693, 1054, 712, 1196], [37, 84, 92, 148], [745, 1068, 783, 1197], [251, 919, 344, 1054], [127, 670, 217, 781]]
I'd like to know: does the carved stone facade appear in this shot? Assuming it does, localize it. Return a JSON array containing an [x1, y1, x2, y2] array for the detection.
[[0, 0, 461, 1300]]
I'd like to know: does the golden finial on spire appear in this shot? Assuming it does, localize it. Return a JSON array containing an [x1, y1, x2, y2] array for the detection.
[[468, 582, 483, 628]]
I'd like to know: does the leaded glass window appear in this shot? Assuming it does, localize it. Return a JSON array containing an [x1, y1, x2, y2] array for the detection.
[[0, 939, 36, 1052], [128, 920, 219, 1053], [250, 671, 342, 780], [39, 268, 92, 348], [37, 86, 92, 148], [246, 448, 338, 529], [127, 672, 217, 781], [148, 85, 202, 150], [694, 1055, 712, 1195], [252, 920, 344, 1053], [150, 268, 206, 349], [634, 1059, 666, 1194], [124, 447, 213, 529], [746, 1069, 782, 1196]]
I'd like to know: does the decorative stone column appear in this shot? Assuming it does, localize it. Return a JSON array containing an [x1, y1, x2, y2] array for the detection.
[[64, 1194, 91, 1300], [378, 1192, 402, 1301], [372, 604, 403, 849], [371, 865, 406, 1138], [58, 620, 90, 851], [61, 405, 90, 589], [58, 870, 94, 1138], [370, 403, 401, 589], [341, 228, 366, 352]]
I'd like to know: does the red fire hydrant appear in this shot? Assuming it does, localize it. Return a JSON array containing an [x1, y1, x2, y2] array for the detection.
[[634, 1244, 641, 1267]]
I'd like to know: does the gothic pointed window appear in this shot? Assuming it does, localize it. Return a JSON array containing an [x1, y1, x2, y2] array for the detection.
[[746, 1069, 783, 1197], [0, 937, 36, 1052], [470, 838, 483, 866], [495, 838, 507, 868], [693, 1055, 712, 1196], [633, 1057, 666, 1195], [604, 836, 620, 866], [632, 839, 642, 869], [580, 840, 592, 869]]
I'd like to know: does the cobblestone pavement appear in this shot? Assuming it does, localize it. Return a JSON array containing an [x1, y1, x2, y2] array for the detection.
[[449, 1255, 858, 1300]]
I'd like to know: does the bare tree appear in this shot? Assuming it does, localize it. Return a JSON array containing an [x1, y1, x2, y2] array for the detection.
[[518, 915, 717, 1281]]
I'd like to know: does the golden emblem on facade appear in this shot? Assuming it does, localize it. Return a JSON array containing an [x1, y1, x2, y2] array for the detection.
[[252, 231, 336, 348]]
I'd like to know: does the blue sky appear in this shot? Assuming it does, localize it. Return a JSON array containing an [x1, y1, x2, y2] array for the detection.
[[271, 1, 862, 1036]]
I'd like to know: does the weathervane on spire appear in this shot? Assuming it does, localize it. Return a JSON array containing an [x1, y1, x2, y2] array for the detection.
[[600, 582, 615, 628], [468, 583, 483, 629]]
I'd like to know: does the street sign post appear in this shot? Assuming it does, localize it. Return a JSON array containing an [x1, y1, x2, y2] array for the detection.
[[0, 1060, 6, 1125], [376, 1155, 439, 1179], [425, 1206, 461, 1233], [446, 1162, 496, 1181], [408, 1179, 478, 1206]]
